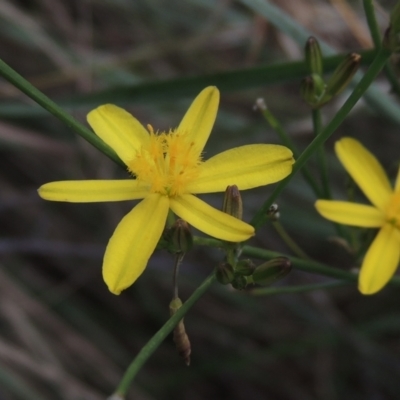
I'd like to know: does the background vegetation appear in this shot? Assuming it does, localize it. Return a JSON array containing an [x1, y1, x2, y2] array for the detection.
[[0, 0, 400, 399]]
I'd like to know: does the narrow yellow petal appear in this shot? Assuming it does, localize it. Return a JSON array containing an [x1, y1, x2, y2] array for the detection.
[[177, 87, 219, 155], [170, 194, 254, 242], [315, 200, 384, 227], [359, 224, 400, 295], [38, 180, 150, 202], [87, 105, 150, 166], [103, 194, 169, 294], [335, 137, 392, 210], [186, 144, 294, 194]]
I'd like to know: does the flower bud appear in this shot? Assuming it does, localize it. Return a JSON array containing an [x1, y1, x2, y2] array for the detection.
[[324, 53, 361, 98], [164, 219, 193, 254], [268, 203, 280, 221], [251, 257, 291, 286], [169, 297, 191, 366], [305, 36, 323, 75], [235, 259, 256, 276], [231, 275, 247, 290], [216, 261, 235, 284], [222, 185, 243, 220], [300, 74, 326, 108], [384, 2, 400, 52]]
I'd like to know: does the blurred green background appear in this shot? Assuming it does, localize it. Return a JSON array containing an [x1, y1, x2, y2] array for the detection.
[[1, 0, 400, 399]]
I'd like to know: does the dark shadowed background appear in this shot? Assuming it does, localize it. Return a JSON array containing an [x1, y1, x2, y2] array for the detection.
[[0, 0, 400, 399]]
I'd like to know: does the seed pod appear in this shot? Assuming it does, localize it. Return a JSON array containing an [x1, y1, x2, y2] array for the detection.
[[169, 297, 191, 366]]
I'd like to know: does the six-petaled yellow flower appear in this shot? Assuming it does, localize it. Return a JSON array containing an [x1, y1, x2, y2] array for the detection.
[[315, 137, 400, 295], [39, 87, 294, 294]]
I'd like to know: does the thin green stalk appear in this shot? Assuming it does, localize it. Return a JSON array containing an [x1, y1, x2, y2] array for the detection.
[[256, 99, 322, 197], [250, 280, 351, 296], [363, 0, 381, 44], [242, 245, 400, 287], [172, 253, 184, 299], [251, 46, 391, 230], [272, 220, 310, 260], [112, 272, 216, 397], [311, 108, 331, 199], [363, 0, 400, 96], [192, 237, 400, 287], [0, 58, 123, 167]]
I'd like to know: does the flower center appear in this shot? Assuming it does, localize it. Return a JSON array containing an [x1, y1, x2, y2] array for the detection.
[[128, 126, 202, 197], [386, 192, 400, 229]]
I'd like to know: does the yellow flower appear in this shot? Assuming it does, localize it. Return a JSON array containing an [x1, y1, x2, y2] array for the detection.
[[315, 137, 400, 295], [39, 87, 294, 294]]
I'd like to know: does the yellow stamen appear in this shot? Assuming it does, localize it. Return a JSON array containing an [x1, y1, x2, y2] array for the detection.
[[128, 129, 202, 197]]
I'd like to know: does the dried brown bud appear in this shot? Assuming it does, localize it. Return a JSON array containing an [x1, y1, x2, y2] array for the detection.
[[169, 297, 191, 366]]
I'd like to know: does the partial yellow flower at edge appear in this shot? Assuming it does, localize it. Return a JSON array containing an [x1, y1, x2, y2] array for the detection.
[[38, 86, 294, 295], [315, 137, 400, 295]]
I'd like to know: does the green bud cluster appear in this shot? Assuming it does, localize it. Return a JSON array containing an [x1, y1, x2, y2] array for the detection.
[[217, 186, 291, 290], [216, 257, 291, 289], [301, 37, 361, 108]]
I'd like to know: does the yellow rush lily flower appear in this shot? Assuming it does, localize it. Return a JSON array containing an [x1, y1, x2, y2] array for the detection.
[[315, 137, 400, 295], [39, 87, 294, 294]]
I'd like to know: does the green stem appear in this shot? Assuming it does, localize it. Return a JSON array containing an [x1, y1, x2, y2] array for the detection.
[[272, 220, 310, 260], [172, 253, 184, 299], [251, 46, 391, 230], [311, 108, 331, 199], [113, 272, 216, 397], [194, 236, 400, 286], [256, 100, 322, 197], [192, 237, 400, 287], [250, 280, 351, 296], [363, 0, 400, 96], [242, 245, 400, 286], [363, 0, 381, 44], [0, 57, 123, 167]]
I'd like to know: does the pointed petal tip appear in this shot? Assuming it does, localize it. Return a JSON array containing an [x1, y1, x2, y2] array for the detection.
[[107, 284, 123, 296]]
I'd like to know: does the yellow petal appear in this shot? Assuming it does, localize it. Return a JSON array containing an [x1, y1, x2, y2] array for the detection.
[[103, 193, 169, 294], [335, 137, 392, 210], [177, 86, 219, 155], [186, 144, 294, 194], [87, 105, 150, 166], [359, 224, 400, 295], [395, 166, 400, 193], [315, 200, 384, 227], [38, 180, 150, 202], [170, 194, 254, 242]]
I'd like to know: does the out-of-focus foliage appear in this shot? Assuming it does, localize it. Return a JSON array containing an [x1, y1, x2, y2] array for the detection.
[[1, 0, 400, 399]]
